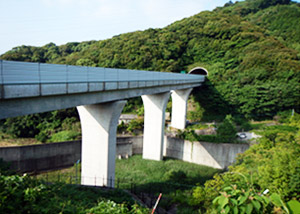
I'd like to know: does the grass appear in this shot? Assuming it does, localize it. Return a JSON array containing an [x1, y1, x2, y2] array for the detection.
[[0, 131, 42, 147], [115, 155, 220, 187], [186, 123, 211, 130], [115, 155, 221, 212], [36, 155, 220, 188], [35, 155, 221, 212]]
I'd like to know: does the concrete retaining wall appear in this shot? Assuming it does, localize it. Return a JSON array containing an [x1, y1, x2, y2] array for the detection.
[[116, 136, 143, 157], [0, 140, 81, 173], [0, 136, 249, 173], [0, 137, 139, 173], [163, 137, 249, 169]]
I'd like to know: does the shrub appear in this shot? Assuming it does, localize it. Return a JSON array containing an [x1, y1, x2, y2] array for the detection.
[[35, 131, 48, 143], [164, 169, 187, 183], [0, 174, 149, 214], [86, 200, 130, 214], [212, 184, 271, 213], [217, 115, 237, 141], [190, 120, 300, 213], [61, 117, 80, 131], [3, 115, 42, 138], [126, 118, 144, 134], [117, 121, 128, 134], [0, 159, 13, 175], [137, 106, 144, 116], [49, 130, 80, 142], [178, 123, 239, 144], [239, 121, 252, 132], [275, 110, 294, 123], [187, 99, 204, 122]]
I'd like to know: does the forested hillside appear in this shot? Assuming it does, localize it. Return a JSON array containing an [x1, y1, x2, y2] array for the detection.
[[1, 1, 300, 212], [1, 0, 300, 120]]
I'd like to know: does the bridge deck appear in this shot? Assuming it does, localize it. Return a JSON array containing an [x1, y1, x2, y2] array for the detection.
[[0, 60, 204, 99], [0, 60, 205, 119]]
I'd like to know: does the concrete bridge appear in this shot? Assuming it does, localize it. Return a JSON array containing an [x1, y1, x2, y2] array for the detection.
[[0, 60, 206, 187]]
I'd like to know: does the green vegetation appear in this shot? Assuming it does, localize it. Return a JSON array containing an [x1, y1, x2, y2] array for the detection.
[[2, 114, 299, 213], [115, 155, 220, 188], [0, 173, 148, 213], [0, 0, 300, 141], [216, 115, 237, 140], [0, 0, 300, 212], [0, 109, 81, 143], [1, 0, 299, 122], [177, 131, 237, 144], [118, 118, 144, 136], [116, 155, 221, 211], [122, 98, 143, 115], [177, 114, 240, 143], [49, 130, 80, 142], [35, 155, 221, 190], [35, 155, 221, 212], [188, 113, 300, 213]]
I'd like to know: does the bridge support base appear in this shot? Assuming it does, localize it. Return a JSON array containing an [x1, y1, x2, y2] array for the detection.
[[142, 92, 170, 161], [77, 100, 126, 187], [171, 88, 193, 130]]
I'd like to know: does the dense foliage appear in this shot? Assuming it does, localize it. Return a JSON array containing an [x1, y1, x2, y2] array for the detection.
[[177, 114, 239, 143], [36, 154, 221, 212], [189, 113, 300, 213], [0, 174, 148, 213], [0, 109, 80, 142], [1, 2, 300, 210], [1, 0, 299, 121]]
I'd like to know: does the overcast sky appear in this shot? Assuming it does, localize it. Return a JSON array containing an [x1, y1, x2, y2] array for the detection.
[[0, 0, 299, 55]]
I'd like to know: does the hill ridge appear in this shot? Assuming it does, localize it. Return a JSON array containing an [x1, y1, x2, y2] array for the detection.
[[1, 0, 299, 119]]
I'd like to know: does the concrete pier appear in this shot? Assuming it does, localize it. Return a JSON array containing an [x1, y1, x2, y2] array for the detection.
[[0, 61, 207, 186], [171, 88, 193, 129], [77, 100, 126, 187], [142, 92, 170, 161]]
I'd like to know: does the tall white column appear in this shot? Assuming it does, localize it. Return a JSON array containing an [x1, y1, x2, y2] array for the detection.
[[77, 100, 126, 187], [171, 88, 193, 129], [142, 92, 170, 161]]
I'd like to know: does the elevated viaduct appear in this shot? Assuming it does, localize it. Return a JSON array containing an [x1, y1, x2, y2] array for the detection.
[[0, 60, 206, 187]]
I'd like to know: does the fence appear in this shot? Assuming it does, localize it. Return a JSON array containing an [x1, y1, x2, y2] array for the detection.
[[0, 60, 204, 85], [33, 168, 195, 213], [36, 173, 195, 193]]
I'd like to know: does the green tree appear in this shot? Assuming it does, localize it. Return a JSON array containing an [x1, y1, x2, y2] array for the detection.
[[217, 115, 237, 142]]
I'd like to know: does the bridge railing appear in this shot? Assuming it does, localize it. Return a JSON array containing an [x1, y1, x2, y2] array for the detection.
[[0, 60, 205, 85]]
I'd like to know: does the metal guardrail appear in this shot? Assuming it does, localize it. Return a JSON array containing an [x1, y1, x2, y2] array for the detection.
[[0, 60, 205, 85]]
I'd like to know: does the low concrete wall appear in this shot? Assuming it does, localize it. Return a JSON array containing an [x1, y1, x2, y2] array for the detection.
[[0, 141, 81, 173], [0, 136, 141, 173], [163, 137, 249, 169], [116, 136, 143, 157], [0, 136, 249, 173], [130, 136, 143, 155]]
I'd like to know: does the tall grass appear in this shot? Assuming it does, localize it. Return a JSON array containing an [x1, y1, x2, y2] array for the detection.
[[115, 155, 220, 187], [36, 154, 220, 212], [37, 155, 220, 186]]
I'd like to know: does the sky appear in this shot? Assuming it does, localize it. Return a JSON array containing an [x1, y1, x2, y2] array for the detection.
[[0, 0, 299, 55]]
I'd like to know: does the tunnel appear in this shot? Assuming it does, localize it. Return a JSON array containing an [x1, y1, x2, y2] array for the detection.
[[188, 67, 208, 76]]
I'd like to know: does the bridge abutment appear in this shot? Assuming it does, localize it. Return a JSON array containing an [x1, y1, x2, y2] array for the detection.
[[142, 92, 170, 161], [170, 88, 193, 130], [77, 100, 126, 187]]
